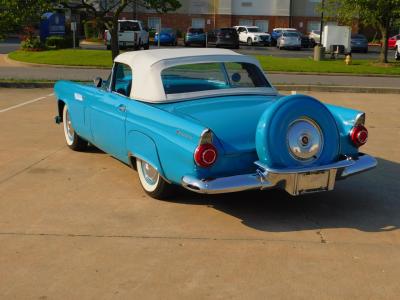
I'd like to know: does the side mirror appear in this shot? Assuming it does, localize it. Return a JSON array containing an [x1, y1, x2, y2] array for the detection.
[[94, 77, 103, 88]]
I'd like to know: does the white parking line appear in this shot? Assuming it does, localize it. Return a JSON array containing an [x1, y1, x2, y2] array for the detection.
[[0, 93, 54, 113]]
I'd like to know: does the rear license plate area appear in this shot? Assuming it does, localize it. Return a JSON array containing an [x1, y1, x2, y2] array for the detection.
[[295, 170, 333, 195]]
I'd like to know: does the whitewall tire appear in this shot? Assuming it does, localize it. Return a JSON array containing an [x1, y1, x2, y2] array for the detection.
[[62, 104, 87, 151], [136, 159, 174, 199]]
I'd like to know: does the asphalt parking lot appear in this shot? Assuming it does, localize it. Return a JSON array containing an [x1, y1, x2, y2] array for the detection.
[[0, 88, 399, 298]]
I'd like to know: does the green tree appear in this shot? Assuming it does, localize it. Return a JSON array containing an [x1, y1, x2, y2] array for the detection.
[[323, 0, 400, 63], [0, 0, 53, 39], [62, 0, 181, 60]]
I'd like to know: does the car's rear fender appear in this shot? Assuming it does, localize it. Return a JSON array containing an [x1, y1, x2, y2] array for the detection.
[[325, 103, 363, 156], [126, 131, 165, 177], [125, 101, 209, 184]]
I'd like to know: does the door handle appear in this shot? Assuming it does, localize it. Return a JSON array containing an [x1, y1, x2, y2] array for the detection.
[[118, 104, 126, 112]]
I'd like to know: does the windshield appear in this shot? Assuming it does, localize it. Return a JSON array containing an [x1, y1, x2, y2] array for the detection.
[[352, 34, 366, 40], [189, 28, 204, 34], [247, 27, 260, 33], [161, 28, 173, 34], [119, 21, 140, 31], [161, 62, 270, 95], [284, 32, 299, 37]]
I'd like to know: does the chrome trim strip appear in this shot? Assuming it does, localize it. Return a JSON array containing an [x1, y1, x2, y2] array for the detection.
[[181, 154, 377, 196]]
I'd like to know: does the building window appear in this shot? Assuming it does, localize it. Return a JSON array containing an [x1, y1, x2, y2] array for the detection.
[[255, 20, 269, 32], [307, 21, 320, 32], [148, 17, 161, 30], [239, 19, 253, 26], [192, 18, 205, 28]]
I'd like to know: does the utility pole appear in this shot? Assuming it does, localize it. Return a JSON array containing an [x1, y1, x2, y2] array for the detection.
[[319, 0, 325, 46], [289, 0, 293, 28]]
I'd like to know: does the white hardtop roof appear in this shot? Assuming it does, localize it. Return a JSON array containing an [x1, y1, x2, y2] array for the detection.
[[114, 48, 276, 102]]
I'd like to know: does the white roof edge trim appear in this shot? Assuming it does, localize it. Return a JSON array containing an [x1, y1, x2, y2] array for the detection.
[[162, 88, 278, 103]]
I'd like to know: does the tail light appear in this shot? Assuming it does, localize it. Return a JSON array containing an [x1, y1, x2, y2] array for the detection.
[[194, 144, 217, 167], [350, 124, 368, 147], [194, 129, 218, 168]]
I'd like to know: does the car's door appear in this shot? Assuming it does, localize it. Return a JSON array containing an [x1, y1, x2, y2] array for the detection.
[[208, 30, 216, 44], [237, 27, 246, 43], [90, 62, 131, 161]]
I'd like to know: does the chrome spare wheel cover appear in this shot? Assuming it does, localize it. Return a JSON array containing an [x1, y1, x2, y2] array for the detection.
[[141, 162, 159, 185], [287, 118, 323, 162]]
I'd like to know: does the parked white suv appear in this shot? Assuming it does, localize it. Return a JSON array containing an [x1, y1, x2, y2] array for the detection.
[[309, 30, 321, 47], [105, 20, 149, 50], [395, 40, 400, 61], [234, 26, 271, 46]]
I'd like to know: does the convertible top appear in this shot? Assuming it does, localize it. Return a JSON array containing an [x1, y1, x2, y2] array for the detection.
[[114, 48, 275, 102]]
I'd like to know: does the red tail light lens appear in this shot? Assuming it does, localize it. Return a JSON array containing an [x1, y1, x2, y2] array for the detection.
[[194, 144, 217, 167], [350, 124, 368, 147]]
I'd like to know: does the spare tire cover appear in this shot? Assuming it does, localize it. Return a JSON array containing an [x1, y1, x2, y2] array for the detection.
[[256, 94, 340, 168]]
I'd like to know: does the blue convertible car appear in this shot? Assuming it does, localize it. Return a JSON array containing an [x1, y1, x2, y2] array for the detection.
[[54, 48, 376, 199]]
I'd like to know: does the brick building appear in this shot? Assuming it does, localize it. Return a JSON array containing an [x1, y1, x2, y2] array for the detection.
[[117, 0, 331, 34]]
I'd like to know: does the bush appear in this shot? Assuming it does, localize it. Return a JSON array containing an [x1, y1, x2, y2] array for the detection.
[[21, 36, 43, 51], [45, 35, 79, 49], [45, 36, 66, 49], [84, 20, 100, 40]]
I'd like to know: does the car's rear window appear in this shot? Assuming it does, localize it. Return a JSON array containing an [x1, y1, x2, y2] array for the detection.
[[189, 28, 204, 34], [220, 28, 236, 34], [284, 32, 299, 37], [248, 27, 260, 33], [119, 21, 140, 31], [161, 62, 270, 95]]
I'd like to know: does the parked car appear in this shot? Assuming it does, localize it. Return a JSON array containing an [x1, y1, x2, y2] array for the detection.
[[351, 34, 368, 53], [298, 33, 311, 48], [271, 28, 297, 46], [309, 30, 321, 47], [184, 28, 206, 47], [395, 39, 400, 60], [233, 26, 271, 46], [207, 28, 239, 49], [105, 20, 149, 50], [54, 48, 376, 199], [277, 31, 302, 50], [388, 34, 400, 49], [154, 28, 177, 46]]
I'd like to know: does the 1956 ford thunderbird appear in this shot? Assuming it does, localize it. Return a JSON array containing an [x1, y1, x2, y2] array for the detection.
[[54, 48, 377, 199]]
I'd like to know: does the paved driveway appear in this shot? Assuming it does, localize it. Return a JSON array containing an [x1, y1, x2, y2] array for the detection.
[[0, 89, 399, 298]]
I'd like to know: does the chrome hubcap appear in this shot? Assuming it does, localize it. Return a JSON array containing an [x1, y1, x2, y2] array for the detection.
[[287, 118, 323, 162], [65, 110, 74, 140], [141, 162, 159, 185]]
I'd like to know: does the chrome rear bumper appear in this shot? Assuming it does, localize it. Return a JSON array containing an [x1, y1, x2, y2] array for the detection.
[[181, 154, 377, 196]]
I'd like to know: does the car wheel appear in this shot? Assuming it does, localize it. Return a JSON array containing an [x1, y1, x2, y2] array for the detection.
[[136, 159, 174, 199], [62, 104, 87, 151], [247, 38, 252, 46], [144, 42, 150, 50]]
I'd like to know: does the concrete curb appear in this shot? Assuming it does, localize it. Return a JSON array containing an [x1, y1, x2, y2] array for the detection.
[[0, 82, 55, 88], [267, 71, 400, 78], [2, 81, 400, 94]]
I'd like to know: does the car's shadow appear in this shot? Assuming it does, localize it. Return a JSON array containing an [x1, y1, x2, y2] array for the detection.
[[169, 157, 399, 233]]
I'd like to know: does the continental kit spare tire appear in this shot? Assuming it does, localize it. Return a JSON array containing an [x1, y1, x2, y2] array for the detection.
[[255, 94, 340, 169]]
